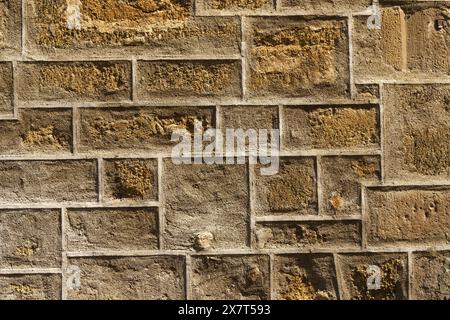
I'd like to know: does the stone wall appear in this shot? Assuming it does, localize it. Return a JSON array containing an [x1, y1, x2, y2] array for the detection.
[[0, 0, 450, 300]]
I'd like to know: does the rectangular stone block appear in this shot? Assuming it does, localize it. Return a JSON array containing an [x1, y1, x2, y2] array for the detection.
[[0, 62, 13, 115], [412, 251, 450, 300], [0, 274, 61, 300], [163, 160, 249, 250], [366, 187, 450, 246], [198, 0, 274, 12], [354, 3, 450, 81], [17, 61, 131, 102], [220, 105, 279, 152], [0, 209, 61, 268], [252, 157, 317, 215], [283, 105, 380, 150], [137, 60, 241, 100], [103, 159, 158, 202], [25, 0, 240, 57], [254, 220, 361, 249], [274, 254, 338, 300], [280, 0, 371, 12], [78, 106, 215, 153], [0, 0, 21, 57], [66, 207, 158, 251], [384, 84, 450, 180], [245, 17, 350, 99], [191, 255, 270, 300], [321, 156, 381, 215], [66, 256, 185, 299], [0, 160, 98, 203], [337, 253, 408, 300], [0, 109, 72, 155], [221, 105, 278, 132]]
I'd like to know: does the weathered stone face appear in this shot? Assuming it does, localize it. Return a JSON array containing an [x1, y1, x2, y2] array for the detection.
[[412, 251, 450, 300], [283, 105, 380, 150], [246, 17, 350, 99], [321, 156, 381, 215], [66, 207, 159, 251], [17, 62, 132, 102], [137, 60, 242, 100], [26, 0, 241, 57], [274, 254, 338, 300], [0, 62, 13, 115], [104, 159, 158, 202], [354, 3, 450, 81], [1, 0, 450, 301], [281, 0, 371, 12], [0, 209, 61, 268], [199, 0, 273, 12], [191, 255, 270, 299], [255, 221, 361, 249], [0, 274, 61, 300], [338, 253, 409, 300], [366, 187, 450, 246], [253, 157, 317, 215], [163, 160, 249, 250], [0, 109, 72, 154], [384, 84, 450, 180], [79, 106, 214, 153], [0, 0, 21, 57], [0, 160, 98, 203], [66, 256, 185, 299]]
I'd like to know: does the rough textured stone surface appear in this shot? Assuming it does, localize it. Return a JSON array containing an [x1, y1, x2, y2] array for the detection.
[[1, 0, 449, 301], [200, 0, 273, 11], [412, 251, 450, 300], [191, 255, 270, 299], [354, 3, 450, 81], [246, 17, 350, 99], [0, 209, 61, 268], [26, 0, 241, 57], [321, 156, 381, 215], [0, 109, 72, 154], [0, 160, 98, 203], [338, 253, 408, 300], [79, 106, 215, 153], [0, 274, 61, 300], [252, 157, 317, 215], [255, 221, 361, 249], [281, 0, 371, 11], [0, 62, 13, 114], [366, 187, 450, 246], [0, 0, 21, 57], [355, 84, 380, 101], [283, 105, 380, 150], [274, 254, 338, 300], [104, 159, 158, 202], [17, 62, 132, 102], [163, 160, 249, 250], [66, 256, 185, 299], [66, 207, 158, 251], [137, 60, 241, 100], [384, 84, 450, 180]]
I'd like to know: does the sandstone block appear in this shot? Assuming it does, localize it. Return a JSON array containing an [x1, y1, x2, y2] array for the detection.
[[66, 256, 185, 299], [0, 160, 98, 203], [163, 160, 249, 250], [66, 207, 158, 251], [191, 255, 270, 299], [246, 17, 350, 99], [0, 209, 61, 268], [274, 254, 338, 300]]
